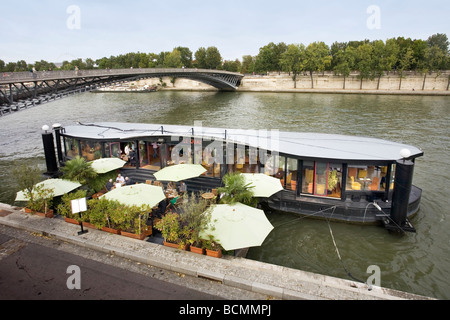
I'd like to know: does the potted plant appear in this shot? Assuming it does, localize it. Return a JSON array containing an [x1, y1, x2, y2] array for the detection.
[[203, 235, 223, 258], [178, 192, 212, 254], [57, 190, 88, 224], [155, 212, 181, 248], [24, 184, 54, 218], [217, 172, 257, 207], [61, 156, 98, 197], [120, 204, 152, 240]]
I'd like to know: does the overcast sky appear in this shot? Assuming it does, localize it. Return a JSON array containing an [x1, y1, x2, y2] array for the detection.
[[1, 0, 449, 63]]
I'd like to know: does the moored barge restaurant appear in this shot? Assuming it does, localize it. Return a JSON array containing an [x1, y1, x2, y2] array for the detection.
[[42, 122, 423, 233]]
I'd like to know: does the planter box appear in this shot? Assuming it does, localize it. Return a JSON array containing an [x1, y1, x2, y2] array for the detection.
[[101, 226, 121, 235], [206, 249, 222, 258], [190, 246, 205, 255], [121, 227, 152, 240], [25, 208, 54, 218], [82, 222, 96, 229], [65, 217, 80, 225], [163, 241, 180, 249], [163, 241, 189, 250]]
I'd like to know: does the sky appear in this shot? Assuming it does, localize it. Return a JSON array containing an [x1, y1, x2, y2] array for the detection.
[[1, 0, 449, 63]]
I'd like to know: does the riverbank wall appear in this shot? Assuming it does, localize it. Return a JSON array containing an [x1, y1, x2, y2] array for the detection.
[[0, 202, 434, 300], [95, 71, 450, 96]]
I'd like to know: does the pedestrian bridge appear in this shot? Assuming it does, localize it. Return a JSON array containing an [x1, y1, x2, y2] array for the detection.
[[0, 68, 243, 116]]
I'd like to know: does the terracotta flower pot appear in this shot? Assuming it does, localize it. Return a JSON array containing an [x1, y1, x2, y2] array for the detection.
[[25, 208, 54, 218], [206, 248, 222, 258], [190, 246, 205, 255], [65, 217, 80, 225], [101, 226, 121, 235]]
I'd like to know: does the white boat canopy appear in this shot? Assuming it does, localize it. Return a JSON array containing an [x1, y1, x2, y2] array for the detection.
[[62, 122, 423, 162]]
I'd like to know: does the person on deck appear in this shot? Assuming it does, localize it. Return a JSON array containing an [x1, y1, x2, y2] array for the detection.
[[106, 179, 114, 191]]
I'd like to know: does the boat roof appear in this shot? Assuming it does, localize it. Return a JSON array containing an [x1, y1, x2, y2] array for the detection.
[[62, 122, 424, 162]]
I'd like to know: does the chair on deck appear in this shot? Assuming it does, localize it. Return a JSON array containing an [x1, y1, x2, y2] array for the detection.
[[369, 177, 380, 191], [350, 176, 361, 190]]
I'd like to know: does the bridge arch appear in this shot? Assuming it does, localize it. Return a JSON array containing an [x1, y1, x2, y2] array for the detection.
[[0, 68, 243, 115]]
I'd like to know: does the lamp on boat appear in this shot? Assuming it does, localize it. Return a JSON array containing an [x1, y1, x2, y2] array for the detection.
[[400, 148, 411, 163], [400, 148, 411, 159], [42, 124, 50, 134]]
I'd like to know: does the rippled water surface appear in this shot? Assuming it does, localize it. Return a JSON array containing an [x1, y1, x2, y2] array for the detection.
[[0, 91, 449, 299]]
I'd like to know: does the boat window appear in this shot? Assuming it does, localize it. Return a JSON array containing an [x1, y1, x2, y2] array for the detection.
[[64, 137, 79, 159], [202, 141, 222, 177], [347, 165, 388, 192], [301, 161, 342, 198], [105, 142, 121, 159], [302, 161, 314, 194], [264, 155, 285, 180], [389, 164, 396, 191], [314, 162, 328, 196], [328, 163, 342, 198], [232, 145, 259, 174], [168, 138, 193, 165], [81, 140, 102, 161], [139, 141, 149, 167], [285, 158, 298, 191]]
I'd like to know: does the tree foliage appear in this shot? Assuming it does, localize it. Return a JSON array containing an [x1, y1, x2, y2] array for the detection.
[[1, 33, 448, 75]]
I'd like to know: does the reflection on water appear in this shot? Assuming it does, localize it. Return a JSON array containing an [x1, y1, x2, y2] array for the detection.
[[0, 91, 449, 299]]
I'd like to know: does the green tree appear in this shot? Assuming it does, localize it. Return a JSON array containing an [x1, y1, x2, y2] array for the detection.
[[304, 42, 332, 88], [372, 39, 399, 89], [61, 156, 97, 186], [194, 47, 207, 69], [397, 47, 414, 90], [333, 46, 356, 89], [12, 162, 42, 203], [411, 39, 429, 71], [427, 33, 449, 54], [279, 43, 305, 88], [330, 41, 348, 69], [205, 46, 222, 69], [355, 42, 375, 89], [164, 49, 182, 68], [175, 46, 193, 68], [0, 59, 5, 72], [217, 172, 257, 207], [222, 59, 241, 72], [255, 42, 287, 73], [241, 55, 255, 74]]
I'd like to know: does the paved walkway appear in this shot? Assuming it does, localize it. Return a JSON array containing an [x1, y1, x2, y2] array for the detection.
[[0, 202, 433, 300]]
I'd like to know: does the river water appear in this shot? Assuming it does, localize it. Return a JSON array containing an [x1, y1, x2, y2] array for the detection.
[[0, 91, 449, 299]]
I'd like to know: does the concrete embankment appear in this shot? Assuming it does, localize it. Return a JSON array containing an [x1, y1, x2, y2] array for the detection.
[[0, 202, 434, 300], [96, 72, 450, 96]]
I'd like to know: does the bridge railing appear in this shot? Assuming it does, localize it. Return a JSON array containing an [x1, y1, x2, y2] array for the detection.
[[0, 68, 243, 84]]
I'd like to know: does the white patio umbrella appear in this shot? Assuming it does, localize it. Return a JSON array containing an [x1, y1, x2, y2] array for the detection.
[[200, 203, 274, 251], [100, 183, 165, 208], [242, 173, 283, 198], [15, 179, 82, 201], [154, 164, 206, 182], [89, 158, 126, 174]]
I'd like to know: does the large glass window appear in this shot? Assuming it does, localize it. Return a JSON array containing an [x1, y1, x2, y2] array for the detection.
[[285, 158, 298, 191], [301, 161, 342, 198], [314, 162, 328, 196], [302, 161, 314, 194], [64, 137, 79, 159], [81, 140, 102, 161], [327, 163, 342, 198], [347, 165, 389, 192]]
